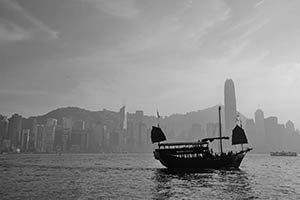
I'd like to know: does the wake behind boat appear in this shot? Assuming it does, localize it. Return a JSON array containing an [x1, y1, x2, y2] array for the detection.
[[151, 106, 252, 169]]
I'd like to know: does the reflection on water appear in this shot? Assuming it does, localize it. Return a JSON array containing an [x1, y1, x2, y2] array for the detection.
[[153, 169, 214, 200], [1, 153, 300, 199], [153, 168, 256, 200], [216, 170, 256, 199]]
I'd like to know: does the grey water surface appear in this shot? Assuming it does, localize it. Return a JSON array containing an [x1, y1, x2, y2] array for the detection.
[[0, 153, 300, 200]]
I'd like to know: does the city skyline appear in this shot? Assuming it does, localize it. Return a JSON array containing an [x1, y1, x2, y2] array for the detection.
[[2, 103, 300, 154], [1, 0, 300, 128], [1, 2, 300, 199], [1, 103, 299, 130], [0, 72, 299, 153]]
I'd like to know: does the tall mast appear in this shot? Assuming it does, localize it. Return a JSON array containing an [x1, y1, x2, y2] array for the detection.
[[156, 110, 160, 128], [156, 110, 162, 147], [237, 112, 244, 151], [218, 106, 223, 154]]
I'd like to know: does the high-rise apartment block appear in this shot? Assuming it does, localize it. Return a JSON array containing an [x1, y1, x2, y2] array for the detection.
[[8, 114, 23, 150], [224, 79, 237, 137]]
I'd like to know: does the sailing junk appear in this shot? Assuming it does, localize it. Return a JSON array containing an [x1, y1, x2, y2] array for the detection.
[[232, 125, 248, 145], [151, 106, 252, 169], [151, 126, 166, 143]]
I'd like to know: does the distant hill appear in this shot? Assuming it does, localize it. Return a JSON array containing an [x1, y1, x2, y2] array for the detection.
[[26, 106, 300, 153], [34, 107, 98, 125], [32, 105, 248, 140]]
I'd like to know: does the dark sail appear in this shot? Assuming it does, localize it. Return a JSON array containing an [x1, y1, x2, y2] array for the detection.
[[232, 125, 248, 145], [151, 126, 166, 143]]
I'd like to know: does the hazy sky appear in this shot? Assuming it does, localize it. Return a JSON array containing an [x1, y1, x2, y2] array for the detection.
[[1, 0, 300, 128]]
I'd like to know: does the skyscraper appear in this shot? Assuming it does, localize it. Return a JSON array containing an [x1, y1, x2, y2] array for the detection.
[[245, 119, 256, 145], [224, 79, 237, 138], [35, 124, 45, 152], [42, 118, 57, 152], [286, 120, 295, 132], [0, 115, 9, 151], [265, 116, 279, 151], [8, 114, 23, 150], [254, 109, 267, 151]]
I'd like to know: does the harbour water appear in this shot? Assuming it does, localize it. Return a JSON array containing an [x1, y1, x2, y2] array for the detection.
[[1, 153, 300, 199]]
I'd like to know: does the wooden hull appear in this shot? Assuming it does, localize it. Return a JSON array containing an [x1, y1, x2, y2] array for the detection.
[[154, 149, 251, 169]]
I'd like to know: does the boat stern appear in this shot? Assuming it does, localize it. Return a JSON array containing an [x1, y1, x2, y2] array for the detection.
[[153, 149, 161, 160]]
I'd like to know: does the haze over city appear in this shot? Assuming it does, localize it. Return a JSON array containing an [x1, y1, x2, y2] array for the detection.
[[1, 0, 300, 128], [2, 1, 300, 199]]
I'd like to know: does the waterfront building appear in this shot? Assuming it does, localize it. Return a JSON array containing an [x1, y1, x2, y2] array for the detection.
[[40, 118, 57, 152], [119, 106, 127, 130], [35, 124, 45, 152], [139, 122, 149, 152], [69, 119, 90, 152], [2, 139, 10, 152], [70, 129, 89, 152], [8, 114, 23, 150], [126, 120, 135, 152], [63, 117, 73, 130], [109, 130, 120, 152], [89, 122, 104, 152], [135, 110, 144, 150], [47, 118, 58, 127], [21, 118, 37, 152], [21, 129, 30, 151], [54, 125, 64, 151], [224, 79, 237, 137], [188, 123, 204, 141], [224, 79, 237, 151], [245, 119, 256, 147], [254, 109, 267, 152], [43, 125, 56, 152], [0, 116, 9, 151], [61, 129, 71, 152], [264, 116, 279, 151], [286, 120, 295, 132], [278, 124, 286, 150], [285, 120, 298, 151], [135, 110, 144, 124], [73, 120, 85, 131], [118, 106, 127, 151], [30, 118, 38, 151]]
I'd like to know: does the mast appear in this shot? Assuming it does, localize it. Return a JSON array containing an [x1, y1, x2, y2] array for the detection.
[[240, 118, 243, 151], [156, 110, 161, 147], [156, 110, 160, 128], [237, 112, 244, 151], [218, 106, 223, 154]]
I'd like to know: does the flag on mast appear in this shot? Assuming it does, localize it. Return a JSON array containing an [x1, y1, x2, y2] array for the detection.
[[157, 110, 160, 119]]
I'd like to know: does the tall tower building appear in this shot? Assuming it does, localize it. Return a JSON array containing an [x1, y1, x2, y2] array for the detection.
[[0, 115, 9, 151], [8, 114, 23, 150], [245, 119, 256, 145], [285, 120, 296, 151], [254, 109, 266, 152], [224, 79, 237, 137], [265, 116, 279, 151], [286, 120, 295, 132], [42, 118, 57, 152]]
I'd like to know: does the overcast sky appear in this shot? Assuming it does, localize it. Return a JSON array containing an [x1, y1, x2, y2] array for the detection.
[[1, 0, 300, 128]]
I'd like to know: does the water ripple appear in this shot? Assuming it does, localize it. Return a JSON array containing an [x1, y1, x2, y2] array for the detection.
[[0, 153, 300, 199]]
